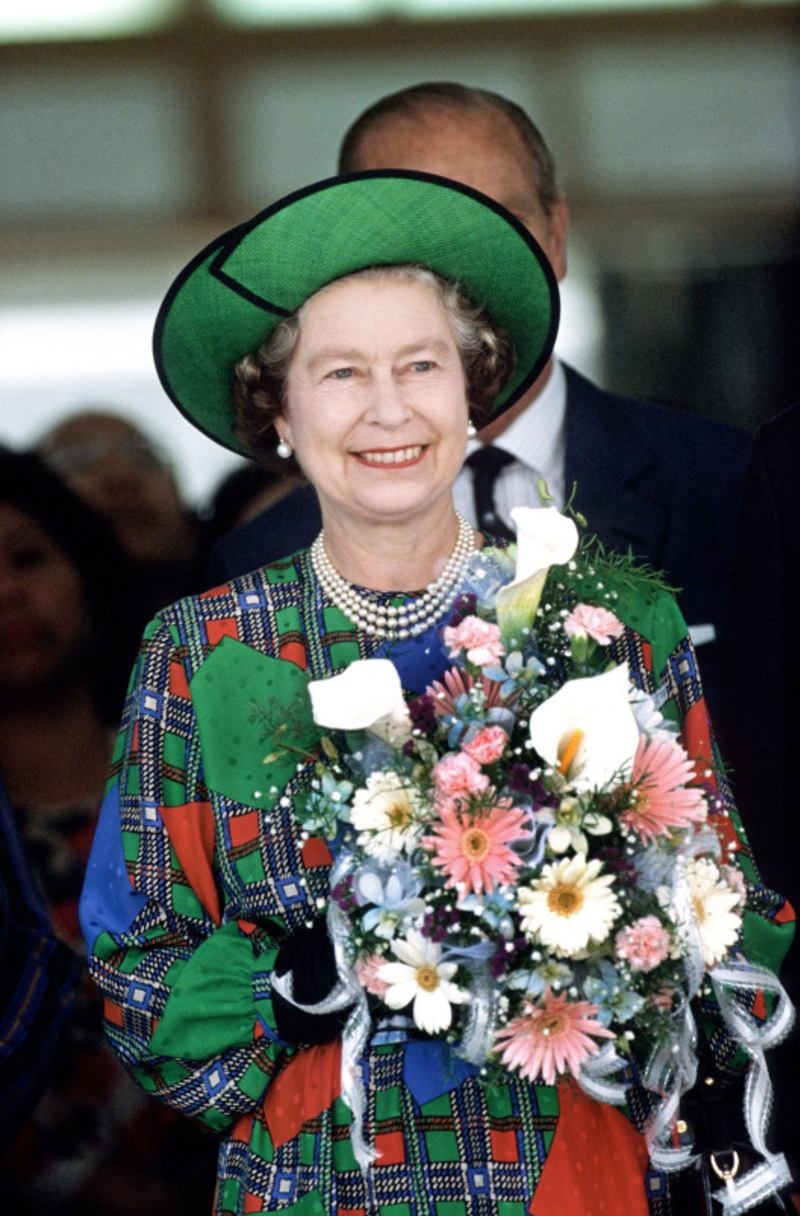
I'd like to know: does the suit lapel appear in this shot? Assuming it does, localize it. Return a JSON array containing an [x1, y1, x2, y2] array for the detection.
[[563, 365, 669, 567]]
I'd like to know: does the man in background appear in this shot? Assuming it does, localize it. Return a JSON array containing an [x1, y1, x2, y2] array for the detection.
[[209, 82, 750, 719]]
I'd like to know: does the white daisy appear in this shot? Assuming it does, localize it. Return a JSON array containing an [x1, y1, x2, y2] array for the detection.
[[685, 857, 743, 967], [517, 854, 621, 958], [377, 929, 470, 1033], [351, 770, 425, 862]]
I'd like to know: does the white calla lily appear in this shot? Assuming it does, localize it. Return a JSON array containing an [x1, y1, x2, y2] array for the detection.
[[509, 507, 580, 583], [308, 658, 411, 746], [495, 507, 579, 645], [528, 662, 639, 791]]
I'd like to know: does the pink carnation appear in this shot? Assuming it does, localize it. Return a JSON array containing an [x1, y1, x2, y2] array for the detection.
[[355, 953, 390, 998], [615, 915, 671, 972], [432, 751, 490, 802], [442, 616, 505, 668], [721, 865, 747, 905], [463, 725, 508, 766], [563, 603, 625, 646]]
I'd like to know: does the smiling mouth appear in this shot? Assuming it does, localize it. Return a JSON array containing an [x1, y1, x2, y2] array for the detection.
[[355, 445, 426, 466]]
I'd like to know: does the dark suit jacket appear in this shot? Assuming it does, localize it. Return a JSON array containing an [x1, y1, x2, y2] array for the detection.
[[724, 403, 800, 1177], [207, 364, 750, 716], [564, 367, 749, 640]]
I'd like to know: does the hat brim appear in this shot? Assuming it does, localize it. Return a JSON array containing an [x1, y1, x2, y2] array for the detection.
[[154, 170, 560, 456]]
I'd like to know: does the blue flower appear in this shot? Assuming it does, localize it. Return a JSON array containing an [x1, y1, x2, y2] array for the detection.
[[632, 845, 677, 894], [583, 960, 644, 1026], [354, 858, 426, 940], [299, 769, 354, 838], [507, 958, 574, 997], [509, 808, 554, 869], [458, 888, 517, 938]]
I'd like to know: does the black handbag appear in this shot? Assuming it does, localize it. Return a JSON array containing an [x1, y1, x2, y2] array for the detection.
[[669, 1034, 795, 1215]]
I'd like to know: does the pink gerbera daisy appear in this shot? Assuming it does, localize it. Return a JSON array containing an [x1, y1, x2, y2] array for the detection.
[[427, 667, 507, 717], [423, 797, 530, 896], [494, 988, 614, 1085], [620, 732, 707, 844]]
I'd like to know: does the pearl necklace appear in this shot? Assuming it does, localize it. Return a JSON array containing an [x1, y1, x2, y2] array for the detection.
[[310, 513, 477, 639]]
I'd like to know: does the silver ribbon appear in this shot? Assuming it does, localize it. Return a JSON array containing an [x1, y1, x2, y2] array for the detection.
[[711, 1156, 793, 1215], [326, 848, 376, 1173], [706, 962, 796, 1212], [319, 841, 796, 1196], [456, 975, 496, 1066], [577, 1043, 630, 1106], [271, 971, 355, 1015], [440, 940, 497, 1065], [642, 849, 705, 1170], [644, 996, 700, 1173]]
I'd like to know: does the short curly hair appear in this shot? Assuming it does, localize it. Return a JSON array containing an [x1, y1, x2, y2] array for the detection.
[[232, 264, 515, 471]]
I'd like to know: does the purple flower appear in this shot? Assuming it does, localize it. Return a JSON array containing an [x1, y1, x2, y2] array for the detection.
[[507, 766, 559, 811], [408, 694, 437, 735], [596, 846, 638, 889], [447, 593, 478, 630], [507, 763, 534, 794]]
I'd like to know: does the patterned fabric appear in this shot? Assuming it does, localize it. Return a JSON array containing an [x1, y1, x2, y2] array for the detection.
[[0, 776, 81, 1140], [3, 790, 215, 1212], [80, 547, 793, 1216]]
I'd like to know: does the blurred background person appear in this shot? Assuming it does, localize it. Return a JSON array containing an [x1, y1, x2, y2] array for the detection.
[[37, 408, 204, 618], [199, 458, 303, 576], [0, 447, 215, 1214], [1, 768, 82, 1142]]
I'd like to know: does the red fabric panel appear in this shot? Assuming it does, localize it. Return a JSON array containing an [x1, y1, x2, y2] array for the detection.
[[263, 1040, 343, 1149], [160, 801, 221, 926], [531, 1084, 650, 1216]]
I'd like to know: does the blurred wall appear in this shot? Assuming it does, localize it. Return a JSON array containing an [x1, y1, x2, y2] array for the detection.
[[1, 3, 799, 500]]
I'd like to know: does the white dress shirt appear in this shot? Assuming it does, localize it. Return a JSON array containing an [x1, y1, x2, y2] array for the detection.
[[453, 358, 567, 530]]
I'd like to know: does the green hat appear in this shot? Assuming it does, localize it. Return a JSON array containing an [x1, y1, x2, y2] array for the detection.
[[154, 170, 560, 455]]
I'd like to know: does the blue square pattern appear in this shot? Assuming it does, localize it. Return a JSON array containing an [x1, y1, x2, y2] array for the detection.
[[127, 979, 155, 1011], [468, 1168, 490, 1196], [239, 589, 267, 612], [140, 688, 164, 718], [670, 647, 697, 686], [141, 800, 162, 828], [201, 1062, 228, 1097], [273, 1172, 296, 1203], [278, 877, 306, 907]]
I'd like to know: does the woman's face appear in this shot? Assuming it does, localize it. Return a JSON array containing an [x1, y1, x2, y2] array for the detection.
[[277, 276, 470, 533], [0, 503, 89, 698]]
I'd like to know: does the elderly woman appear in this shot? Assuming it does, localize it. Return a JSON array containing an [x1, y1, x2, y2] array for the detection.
[[80, 174, 792, 1216]]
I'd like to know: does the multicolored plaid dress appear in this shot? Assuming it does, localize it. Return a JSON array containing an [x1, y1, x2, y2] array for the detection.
[[79, 547, 793, 1216]]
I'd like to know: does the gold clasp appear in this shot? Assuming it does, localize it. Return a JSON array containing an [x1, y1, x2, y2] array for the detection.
[[710, 1150, 741, 1197]]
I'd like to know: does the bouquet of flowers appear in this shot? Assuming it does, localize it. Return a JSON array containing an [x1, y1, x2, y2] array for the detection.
[[277, 506, 791, 1187]]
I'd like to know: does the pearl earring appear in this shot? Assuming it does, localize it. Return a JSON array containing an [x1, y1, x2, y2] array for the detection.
[[276, 438, 292, 459], [467, 422, 477, 440]]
